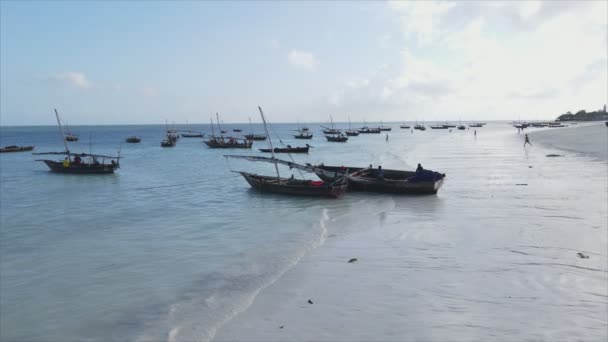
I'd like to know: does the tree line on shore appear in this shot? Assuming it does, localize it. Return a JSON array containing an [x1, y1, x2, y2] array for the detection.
[[557, 105, 608, 121]]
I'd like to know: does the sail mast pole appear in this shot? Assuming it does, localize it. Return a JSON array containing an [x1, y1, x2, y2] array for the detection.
[[210, 118, 215, 137], [258, 106, 280, 182], [54, 109, 70, 156], [216, 113, 223, 137]]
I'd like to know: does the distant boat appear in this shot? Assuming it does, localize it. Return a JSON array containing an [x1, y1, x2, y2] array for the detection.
[[126, 136, 141, 143], [181, 132, 204, 138], [0, 145, 35, 153], [430, 124, 448, 129], [233, 129, 242, 132], [259, 144, 310, 153], [414, 124, 426, 131], [345, 117, 360, 136], [457, 125, 466, 130], [400, 124, 410, 129], [244, 117, 267, 141], [325, 134, 348, 142], [160, 138, 176, 147], [33, 109, 120, 174], [204, 114, 253, 148], [377, 121, 392, 131], [226, 107, 349, 198]]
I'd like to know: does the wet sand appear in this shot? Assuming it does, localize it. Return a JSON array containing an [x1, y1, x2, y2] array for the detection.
[[213, 124, 607, 342], [530, 122, 608, 160]]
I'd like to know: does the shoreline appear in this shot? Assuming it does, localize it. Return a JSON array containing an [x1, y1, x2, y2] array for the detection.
[[528, 122, 607, 160]]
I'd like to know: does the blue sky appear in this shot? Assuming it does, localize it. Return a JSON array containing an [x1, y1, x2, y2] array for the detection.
[[1, 1, 606, 125]]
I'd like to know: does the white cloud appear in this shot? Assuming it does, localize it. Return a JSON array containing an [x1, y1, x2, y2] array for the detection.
[[50, 72, 91, 89], [287, 50, 319, 71]]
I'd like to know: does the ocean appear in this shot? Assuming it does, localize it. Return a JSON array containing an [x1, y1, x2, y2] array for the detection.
[[1, 122, 606, 341]]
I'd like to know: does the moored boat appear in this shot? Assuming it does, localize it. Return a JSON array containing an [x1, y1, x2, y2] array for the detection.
[[259, 144, 310, 153], [312, 164, 445, 194], [325, 134, 348, 142], [0, 145, 35, 153], [125, 136, 141, 143], [293, 131, 313, 139]]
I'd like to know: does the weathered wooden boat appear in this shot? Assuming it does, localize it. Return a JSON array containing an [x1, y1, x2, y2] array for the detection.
[[0, 145, 35, 153], [442, 124, 457, 128], [161, 138, 175, 147], [34, 109, 120, 174], [226, 107, 348, 198], [259, 144, 310, 153], [378, 122, 392, 131], [430, 124, 448, 129], [325, 134, 348, 142], [244, 133, 267, 140], [205, 136, 252, 148], [345, 130, 360, 136], [347, 167, 445, 194], [244, 117, 267, 140], [414, 124, 426, 131], [181, 132, 204, 138], [358, 126, 381, 134], [125, 136, 141, 143], [457, 125, 466, 130], [294, 131, 313, 139], [237, 172, 347, 198], [469, 123, 484, 128], [322, 128, 341, 134]]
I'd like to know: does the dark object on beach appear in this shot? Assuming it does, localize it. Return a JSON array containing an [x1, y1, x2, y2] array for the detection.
[[0, 145, 35, 153], [605, 121, 607, 127], [34, 109, 121, 174], [515, 183, 528, 186], [325, 134, 348, 142], [308, 299, 313, 304], [528, 166, 533, 168], [348, 258, 358, 263], [312, 164, 446, 195], [577, 252, 589, 259], [279, 325, 284, 329], [259, 144, 310, 153], [125, 136, 141, 143], [546, 154, 562, 157]]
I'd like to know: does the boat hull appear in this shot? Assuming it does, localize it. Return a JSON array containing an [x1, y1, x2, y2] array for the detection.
[[314, 165, 445, 195], [294, 134, 313, 139], [39, 160, 117, 174], [239, 172, 347, 198], [204, 140, 253, 148], [0, 146, 35, 153], [259, 146, 309, 153]]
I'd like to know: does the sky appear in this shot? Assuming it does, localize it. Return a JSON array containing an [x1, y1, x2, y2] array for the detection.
[[0, 0, 606, 125]]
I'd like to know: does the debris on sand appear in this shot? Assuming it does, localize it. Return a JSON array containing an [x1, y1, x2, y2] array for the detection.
[[577, 252, 590, 259], [516, 184, 528, 186], [348, 258, 358, 263], [546, 154, 562, 157], [279, 325, 284, 329], [308, 299, 313, 304]]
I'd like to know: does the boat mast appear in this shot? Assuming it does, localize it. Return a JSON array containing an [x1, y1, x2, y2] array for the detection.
[[54, 109, 70, 155], [216, 113, 224, 137], [258, 106, 280, 182], [210, 118, 216, 137]]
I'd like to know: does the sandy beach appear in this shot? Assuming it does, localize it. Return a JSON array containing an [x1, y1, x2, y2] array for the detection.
[[213, 124, 608, 342], [530, 122, 608, 160]]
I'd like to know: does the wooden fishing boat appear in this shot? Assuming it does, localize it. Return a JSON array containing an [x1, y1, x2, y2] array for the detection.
[[181, 132, 204, 138], [34, 109, 120, 174], [65, 134, 79, 141], [125, 136, 141, 143], [400, 124, 410, 129], [233, 129, 242, 132], [328, 131, 348, 141], [293, 131, 313, 139], [259, 144, 310, 153], [345, 117, 359, 136], [226, 107, 348, 198], [430, 124, 448, 129], [238, 172, 347, 198], [0, 145, 35, 153], [161, 138, 175, 147], [358, 126, 381, 134], [205, 136, 252, 148], [244, 117, 267, 140], [414, 124, 426, 131], [457, 125, 466, 130], [378, 122, 392, 131], [312, 164, 445, 195], [205, 114, 253, 148]]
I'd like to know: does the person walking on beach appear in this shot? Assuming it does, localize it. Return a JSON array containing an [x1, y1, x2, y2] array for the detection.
[[524, 134, 532, 147], [474, 130, 477, 138], [386, 134, 389, 142]]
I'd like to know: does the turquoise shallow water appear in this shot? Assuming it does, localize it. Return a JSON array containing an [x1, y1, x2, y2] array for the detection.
[[1, 122, 606, 341]]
